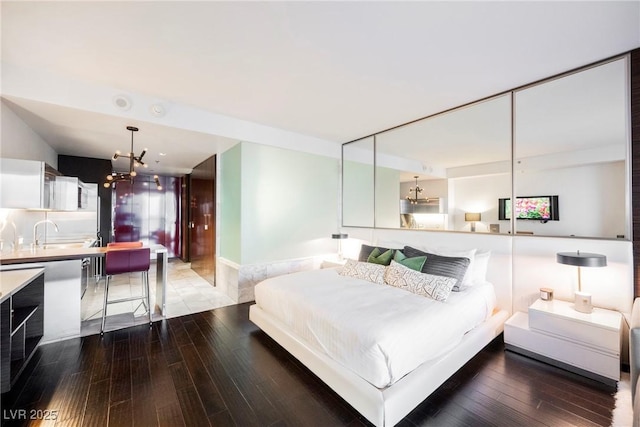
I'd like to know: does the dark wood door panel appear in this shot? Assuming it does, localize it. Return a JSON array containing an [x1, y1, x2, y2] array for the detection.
[[190, 156, 216, 285]]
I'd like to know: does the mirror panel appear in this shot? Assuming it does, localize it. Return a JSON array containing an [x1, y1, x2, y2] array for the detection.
[[375, 94, 512, 232], [514, 57, 628, 239], [342, 137, 375, 227]]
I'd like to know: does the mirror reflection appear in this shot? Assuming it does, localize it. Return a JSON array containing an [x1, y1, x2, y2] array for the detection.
[[343, 137, 375, 227], [513, 57, 628, 239], [342, 55, 630, 240], [374, 94, 512, 232]]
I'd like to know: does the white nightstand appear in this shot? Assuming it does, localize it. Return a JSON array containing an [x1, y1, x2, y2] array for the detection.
[[504, 299, 621, 385]]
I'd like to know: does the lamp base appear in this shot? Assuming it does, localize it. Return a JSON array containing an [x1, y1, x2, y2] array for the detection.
[[574, 291, 593, 314]]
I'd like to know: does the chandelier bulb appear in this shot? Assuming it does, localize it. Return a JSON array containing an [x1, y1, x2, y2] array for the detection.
[[103, 182, 111, 188], [130, 170, 137, 177], [106, 175, 113, 181]]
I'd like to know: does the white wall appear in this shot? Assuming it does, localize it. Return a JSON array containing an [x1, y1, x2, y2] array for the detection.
[[514, 161, 626, 238], [239, 142, 339, 265], [1, 100, 58, 167]]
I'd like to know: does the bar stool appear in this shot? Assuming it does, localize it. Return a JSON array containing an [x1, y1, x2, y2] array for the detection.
[[97, 241, 144, 294], [101, 247, 152, 335]]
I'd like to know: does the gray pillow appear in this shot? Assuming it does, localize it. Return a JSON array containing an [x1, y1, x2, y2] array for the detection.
[[358, 244, 396, 262], [403, 246, 470, 291]]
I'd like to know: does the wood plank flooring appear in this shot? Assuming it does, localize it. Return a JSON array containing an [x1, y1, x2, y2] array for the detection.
[[2, 303, 618, 426]]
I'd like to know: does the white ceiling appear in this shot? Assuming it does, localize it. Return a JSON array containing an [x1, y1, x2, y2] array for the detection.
[[1, 1, 639, 175]]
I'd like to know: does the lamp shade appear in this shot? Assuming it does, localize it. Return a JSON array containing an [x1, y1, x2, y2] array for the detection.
[[331, 233, 348, 239], [464, 213, 481, 222], [556, 251, 607, 267]]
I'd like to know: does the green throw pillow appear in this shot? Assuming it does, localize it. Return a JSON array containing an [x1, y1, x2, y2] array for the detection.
[[367, 247, 394, 265], [394, 251, 427, 271]]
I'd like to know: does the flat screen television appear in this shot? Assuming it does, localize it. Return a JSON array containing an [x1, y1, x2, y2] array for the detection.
[[498, 195, 559, 221]]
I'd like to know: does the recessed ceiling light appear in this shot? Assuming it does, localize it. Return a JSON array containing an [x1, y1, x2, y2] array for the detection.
[[113, 94, 132, 111], [149, 103, 165, 117], [159, 152, 167, 156]]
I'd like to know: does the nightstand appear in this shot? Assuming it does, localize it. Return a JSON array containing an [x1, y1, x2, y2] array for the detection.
[[504, 299, 621, 385]]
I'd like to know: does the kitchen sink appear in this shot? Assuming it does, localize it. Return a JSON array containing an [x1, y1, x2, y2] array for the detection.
[[39, 240, 97, 249], [41, 243, 87, 249]]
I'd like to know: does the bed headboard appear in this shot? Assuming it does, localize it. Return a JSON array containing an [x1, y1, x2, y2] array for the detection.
[[342, 228, 635, 364], [342, 228, 513, 314]]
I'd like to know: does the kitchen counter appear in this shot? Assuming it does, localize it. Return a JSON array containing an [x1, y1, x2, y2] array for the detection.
[[0, 246, 106, 265], [0, 244, 169, 341], [0, 267, 45, 303]]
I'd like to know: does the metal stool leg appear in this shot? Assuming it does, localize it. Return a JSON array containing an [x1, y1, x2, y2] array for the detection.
[[145, 271, 152, 327], [141, 272, 149, 312], [101, 275, 111, 335]]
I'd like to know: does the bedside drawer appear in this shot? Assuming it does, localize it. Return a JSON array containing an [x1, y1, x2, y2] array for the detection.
[[529, 299, 621, 353], [505, 312, 620, 381]]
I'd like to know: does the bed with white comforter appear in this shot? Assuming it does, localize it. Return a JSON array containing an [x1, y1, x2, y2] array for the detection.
[[249, 246, 509, 427], [254, 267, 496, 389]]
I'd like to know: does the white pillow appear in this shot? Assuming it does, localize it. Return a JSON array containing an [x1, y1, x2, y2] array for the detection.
[[339, 259, 386, 285], [384, 260, 457, 302], [473, 250, 491, 283]]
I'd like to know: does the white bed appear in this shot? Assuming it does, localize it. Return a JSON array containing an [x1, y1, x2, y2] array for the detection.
[[249, 263, 509, 426]]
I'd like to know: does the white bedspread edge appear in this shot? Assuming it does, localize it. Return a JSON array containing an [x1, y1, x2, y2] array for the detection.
[[249, 304, 509, 427]]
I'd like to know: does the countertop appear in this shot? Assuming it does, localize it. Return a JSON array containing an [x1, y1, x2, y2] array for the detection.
[[0, 247, 107, 265], [0, 244, 168, 265], [0, 267, 45, 303]]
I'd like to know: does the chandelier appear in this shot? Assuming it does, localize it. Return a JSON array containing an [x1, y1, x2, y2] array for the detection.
[[406, 175, 424, 205], [104, 126, 160, 189]]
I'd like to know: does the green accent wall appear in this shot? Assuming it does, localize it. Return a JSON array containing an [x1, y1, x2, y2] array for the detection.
[[240, 142, 339, 264], [219, 143, 242, 263]]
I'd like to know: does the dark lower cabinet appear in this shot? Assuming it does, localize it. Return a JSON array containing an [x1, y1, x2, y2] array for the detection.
[[0, 268, 45, 393]]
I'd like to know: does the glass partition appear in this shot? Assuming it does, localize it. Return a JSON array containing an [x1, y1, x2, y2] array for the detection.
[[513, 57, 629, 239], [342, 137, 375, 227]]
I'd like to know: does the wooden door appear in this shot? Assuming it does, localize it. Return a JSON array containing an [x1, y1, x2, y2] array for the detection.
[[189, 156, 216, 285]]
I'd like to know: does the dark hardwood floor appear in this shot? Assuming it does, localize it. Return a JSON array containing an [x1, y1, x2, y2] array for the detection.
[[2, 303, 618, 426]]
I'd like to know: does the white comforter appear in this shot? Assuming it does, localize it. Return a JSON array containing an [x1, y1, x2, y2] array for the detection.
[[254, 267, 496, 389]]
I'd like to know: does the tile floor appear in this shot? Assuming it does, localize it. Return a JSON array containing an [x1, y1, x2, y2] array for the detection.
[[81, 259, 235, 336]]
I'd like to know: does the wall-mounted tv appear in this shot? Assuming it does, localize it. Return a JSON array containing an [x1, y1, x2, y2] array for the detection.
[[498, 195, 559, 221]]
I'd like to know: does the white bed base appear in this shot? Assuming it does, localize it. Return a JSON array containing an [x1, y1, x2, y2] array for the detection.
[[249, 304, 509, 427]]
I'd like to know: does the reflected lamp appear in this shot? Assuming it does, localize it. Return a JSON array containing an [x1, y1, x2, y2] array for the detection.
[[464, 212, 481, 232]]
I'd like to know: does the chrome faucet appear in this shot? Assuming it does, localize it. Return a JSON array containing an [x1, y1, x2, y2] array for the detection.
[[33, 220, 59, 248]]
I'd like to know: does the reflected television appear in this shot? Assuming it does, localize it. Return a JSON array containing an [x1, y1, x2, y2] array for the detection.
[[498, 195, 559, 221]]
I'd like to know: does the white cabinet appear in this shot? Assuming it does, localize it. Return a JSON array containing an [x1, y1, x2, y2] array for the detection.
[[0, 158, 56, 210], [504, 299, 621, 385]]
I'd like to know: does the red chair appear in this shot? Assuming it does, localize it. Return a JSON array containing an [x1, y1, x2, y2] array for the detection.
[[101, 247, 152, 335]]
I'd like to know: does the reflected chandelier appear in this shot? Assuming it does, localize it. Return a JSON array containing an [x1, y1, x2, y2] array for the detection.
[[406, 175, 424, 205], [104, 126, 160, 190]]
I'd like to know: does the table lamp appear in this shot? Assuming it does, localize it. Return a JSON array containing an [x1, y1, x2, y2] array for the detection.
[[556, 250, 607, 313], [332, 233, 348, 260]]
